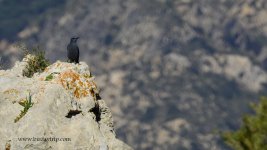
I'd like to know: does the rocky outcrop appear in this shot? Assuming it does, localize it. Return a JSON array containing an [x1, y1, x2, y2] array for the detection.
[[0, 58, 132, 150]]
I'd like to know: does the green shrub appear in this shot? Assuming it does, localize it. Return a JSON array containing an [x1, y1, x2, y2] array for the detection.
[[222, 97, 267, 150], [45, 73, 54, 81], [14, 93, 34, 123], [22, 46, 50, 78]]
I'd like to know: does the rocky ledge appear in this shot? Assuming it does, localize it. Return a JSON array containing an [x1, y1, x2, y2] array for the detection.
[[0, 56, 132, 150]]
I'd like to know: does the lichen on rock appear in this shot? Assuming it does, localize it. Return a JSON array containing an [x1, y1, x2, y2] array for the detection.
[[39, 61, 99, 99]]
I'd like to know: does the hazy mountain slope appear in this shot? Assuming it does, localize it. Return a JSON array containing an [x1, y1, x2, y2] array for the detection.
[[0, 0, 67, 40], [3, 0, 267, 149]]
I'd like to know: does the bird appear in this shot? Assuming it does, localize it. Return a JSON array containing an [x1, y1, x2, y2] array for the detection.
[[67, 37, 80, 64]]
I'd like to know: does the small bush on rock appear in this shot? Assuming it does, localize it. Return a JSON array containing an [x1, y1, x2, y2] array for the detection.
[[22, 46, 50, 78]]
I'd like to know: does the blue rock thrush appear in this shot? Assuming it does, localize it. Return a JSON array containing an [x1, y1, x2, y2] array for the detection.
[[67, 37, 79, 63]]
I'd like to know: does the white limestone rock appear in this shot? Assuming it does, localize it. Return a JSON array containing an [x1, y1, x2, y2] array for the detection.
[[0, 60, 132, 150]]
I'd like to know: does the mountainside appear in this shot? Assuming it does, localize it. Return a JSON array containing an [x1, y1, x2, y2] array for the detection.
[[0, 0, 67, 40], [1, 0, 267, 149], [0, 57, 132, 150]]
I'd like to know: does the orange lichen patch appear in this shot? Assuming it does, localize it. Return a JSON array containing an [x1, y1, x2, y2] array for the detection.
[[38, 77, 45, 81], [56, 70, 98, 99], [4, 89, 19, 95]]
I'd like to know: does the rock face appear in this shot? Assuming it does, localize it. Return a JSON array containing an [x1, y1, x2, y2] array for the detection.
[[0, 58, 132, 150]]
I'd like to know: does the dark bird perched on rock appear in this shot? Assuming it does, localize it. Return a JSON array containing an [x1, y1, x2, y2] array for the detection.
[[67, 37, 80, 63]]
